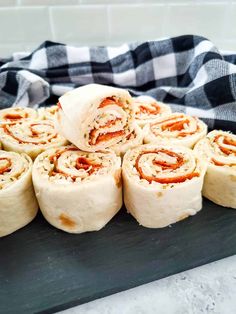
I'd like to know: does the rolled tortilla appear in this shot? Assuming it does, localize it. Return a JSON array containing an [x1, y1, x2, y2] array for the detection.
[[32, 146, 122, 233], [144, 113, 207, 148], [110, 124, 146, 157], [133, 96, 171, 127], [194, 130, 236, 208], [0, 150, 38, 237], [0, 119, 68, 160], [0, 107, 37, 124], [38, 105, 59, 120], [122, 144, 207, 228], [56, 84, 135, 152]]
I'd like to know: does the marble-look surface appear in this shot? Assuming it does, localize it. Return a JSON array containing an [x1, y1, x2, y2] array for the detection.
[[58, 255, 236, 314]]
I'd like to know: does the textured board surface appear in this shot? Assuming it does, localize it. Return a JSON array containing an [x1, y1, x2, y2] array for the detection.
[[1, 199, 236, 314]]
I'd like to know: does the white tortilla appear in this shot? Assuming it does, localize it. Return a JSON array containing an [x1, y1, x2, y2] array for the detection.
[[0, 119, 68, 160], [37, 105, 59, 120], [0, 107, 38, 125], [144, 113, 207, 148], [133, 95, 171, 127], [32, 146, 122, 233], [0, 150, 38, 237], [122, 144, 207, 228], [194, 130, 236, 208]]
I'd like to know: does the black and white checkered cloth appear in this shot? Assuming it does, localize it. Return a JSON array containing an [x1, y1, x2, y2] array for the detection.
[[0, 35, 236, 130]]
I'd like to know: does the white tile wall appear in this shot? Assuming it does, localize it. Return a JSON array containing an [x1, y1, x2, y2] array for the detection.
[[0, 0, 235, 57]]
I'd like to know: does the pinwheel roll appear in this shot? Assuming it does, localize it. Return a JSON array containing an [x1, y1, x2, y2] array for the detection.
[[122, 144, 207, 228], [0, 107, 37, 124], [195, 130, 236, 208], [32, 146, 122, 233], [0, 119, 68, 159], [38, 105, 59, 120], [110, 124, 146, 157], [0, 150, 38, 237], [56, 84, 134, 152], [145, 113, 207, 148], [133, 96, 171, 127]]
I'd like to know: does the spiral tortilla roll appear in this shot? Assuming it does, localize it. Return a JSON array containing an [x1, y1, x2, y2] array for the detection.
[[145, 113, 207, 148], [133, 96, 171, 127], [32, 146, 122, 233], [0, 119, 68, 160], [110, 124, 146, 157], [122, 144, 207, 228], [38, 105, 59, 120], [0, 150, 38, 237], [194, 130, 236, 208], [56, 84, 134, 152], [0, 107, 37, 125]]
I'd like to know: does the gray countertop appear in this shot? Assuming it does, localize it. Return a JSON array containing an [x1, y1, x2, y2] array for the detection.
[[58, 255, 236, 314]]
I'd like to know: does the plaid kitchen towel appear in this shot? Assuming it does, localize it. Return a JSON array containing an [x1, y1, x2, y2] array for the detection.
[[0, 35, 236, 128]]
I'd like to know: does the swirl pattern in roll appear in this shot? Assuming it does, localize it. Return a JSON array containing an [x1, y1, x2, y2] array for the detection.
[[194, 130, 236, 208], [32, 146, 122, 233], [133, 96, 171, 127], [0, 119, 68, 159], [145, 113, 207, 148], [122, 144, 207, 228], [110, 124, 146, 157], [38, 105, 59, 120], [0, 107, 37, 125], [0, 150, 38, 237], [56, 84, 134, 152]]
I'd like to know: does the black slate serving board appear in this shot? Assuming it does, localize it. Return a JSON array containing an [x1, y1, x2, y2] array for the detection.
[[1, 199, 236, 314]]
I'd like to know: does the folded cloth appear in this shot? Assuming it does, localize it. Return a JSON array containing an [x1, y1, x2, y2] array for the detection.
[[0, 35, 236, 129]]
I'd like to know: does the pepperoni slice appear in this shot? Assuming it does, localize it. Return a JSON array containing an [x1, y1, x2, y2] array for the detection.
[[138, 103, 161, 115], [50, 148, 102, 180], [214, 135, 236, 156], [211, 158, 236, 167], [91, 130, 125, 145], [135, 149, 199, 184], [99, 97, 123, 108], [4, 113, 28, 120]]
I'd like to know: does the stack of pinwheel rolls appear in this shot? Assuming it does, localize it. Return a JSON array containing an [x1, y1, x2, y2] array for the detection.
[[32, 146, 122, 233], [145, 112, 207, 148], [0, 150, 38, 237], [133, 95, 172, 127], [0, 83, 235, 236], [195, 130, 236, 209], [122, 144, 207, 228]]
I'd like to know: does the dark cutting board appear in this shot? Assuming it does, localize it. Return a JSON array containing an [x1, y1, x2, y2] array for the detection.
[[1, 199, 236, 314]]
